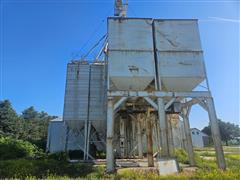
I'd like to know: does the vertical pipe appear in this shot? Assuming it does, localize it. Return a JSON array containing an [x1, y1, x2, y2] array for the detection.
[[206, 98, 226, 170], [86, 121, 91, 160], [147, 110, 154, 167], [157, 98, 169, 157], [182, 108, 195, 166], [152, 19, 161, 90], [137, 116, 143, 158], [84, 120, 88, 160], [84, 65, 92, 160], [106, 98, 115, 172]]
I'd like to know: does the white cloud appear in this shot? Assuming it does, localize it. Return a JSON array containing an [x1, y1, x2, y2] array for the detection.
[[209, 17, 240, 23]]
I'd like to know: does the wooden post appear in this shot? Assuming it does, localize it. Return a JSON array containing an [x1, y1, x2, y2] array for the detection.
[[146, 109, 154, 167]]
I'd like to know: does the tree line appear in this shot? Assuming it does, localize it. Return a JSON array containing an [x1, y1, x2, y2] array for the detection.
[[0, 100, 57, 150], [202, 119, 240, 146], [0, 99, 239, 150]]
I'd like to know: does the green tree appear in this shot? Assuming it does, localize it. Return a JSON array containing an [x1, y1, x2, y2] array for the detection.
[[21, 107, 57, 149], [22, 106, 38, 120], [0, 100, 21, 137], [202, 119, 240, 146], [0, 100, 57, 150]]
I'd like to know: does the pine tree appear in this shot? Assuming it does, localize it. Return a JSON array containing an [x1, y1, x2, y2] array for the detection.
[[0, 100, 20, 136]]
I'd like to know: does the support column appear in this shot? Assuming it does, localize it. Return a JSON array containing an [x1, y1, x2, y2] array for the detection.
[[106, 98, 115, 172], [132, 119, 136, 157], [157, 98, 169, 157], [137, 117, 143, 158], [180, 120, 187, 151], [206, 98, 226, 170], [167, 115, 175, 157], [84, 120, 88, 160], [147, 110, 154, 167], [86, 121, 91, 160], [182, 108, 195, 166], [119, 117, 126, 158]]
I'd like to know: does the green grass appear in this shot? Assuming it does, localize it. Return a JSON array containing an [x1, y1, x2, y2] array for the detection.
[[0, 159, 95, 179], [0, 147, 239, 179]]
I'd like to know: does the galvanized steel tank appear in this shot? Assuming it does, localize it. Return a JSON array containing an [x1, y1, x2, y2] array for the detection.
[[108, 17, 156, 91], [63, 61, 90, 130], [154, 19, 205, 91], [63, 61, 106, 132], [107, 18, 205, 92]]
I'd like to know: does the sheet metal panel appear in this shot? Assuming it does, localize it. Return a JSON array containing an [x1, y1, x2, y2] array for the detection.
[[108, 51, 155, 90], [154, 20, 202, 51], [63, 63, 90, 122], [47, 121, 66, 152], [108, 18, 154, 51], [108, 18, 156, 91], [154, 20, 205, 91], [89, 64, 105, 121], [158, 51, 205, 91], [47, 120, 85, 153]]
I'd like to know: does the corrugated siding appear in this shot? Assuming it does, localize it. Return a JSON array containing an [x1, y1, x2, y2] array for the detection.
[[63, 63, 90, 121], [48, 121, 66, 152], [89, 64, 105, 121], [63, 62, 106, 139], [47, 121, 85, 153]]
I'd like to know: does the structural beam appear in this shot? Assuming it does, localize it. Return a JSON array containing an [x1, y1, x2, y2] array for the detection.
[[113, 97, 127, 111], [167, 115, 175, 157], [108, 91, 211, 98], [157, 98, 169, 157], [198, 100, 208, 111], [119, 117, 126, 158], [132, 119, 136, 157], [165, 98, 176, 110], [181, 98, 200, 109], [137, 116, 143, 158], [182, 107, 195, 166], [144, 97, 158, 110], [146, 109, 154, 167], [206, 98, 226, 170], [106, 98, 115, 172]]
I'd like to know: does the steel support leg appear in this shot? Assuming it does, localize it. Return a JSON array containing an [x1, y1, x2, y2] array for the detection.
[[106, 98, 115, 172], [157, 98, 169, 157], [84, 120, 88, 160], [182, 108, 195, 166], [206, 98, 226, 170]]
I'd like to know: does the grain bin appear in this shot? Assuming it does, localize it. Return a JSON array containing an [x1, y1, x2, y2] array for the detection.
[[153, 19, 205, 91], [108, 18, 156, 91]]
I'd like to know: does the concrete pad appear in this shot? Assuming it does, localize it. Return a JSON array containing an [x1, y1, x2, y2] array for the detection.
[[157, 159, 179, 175]]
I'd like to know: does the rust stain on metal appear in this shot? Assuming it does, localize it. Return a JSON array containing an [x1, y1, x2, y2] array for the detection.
[[178, 62, 193, 66], [128, 65, 139, 72]]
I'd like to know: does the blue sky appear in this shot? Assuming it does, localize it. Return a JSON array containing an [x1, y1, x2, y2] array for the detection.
[[0, 0, 239, 129]]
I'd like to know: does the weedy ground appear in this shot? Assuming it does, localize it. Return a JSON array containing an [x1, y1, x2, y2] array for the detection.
[[0, 146, 239, 179]]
